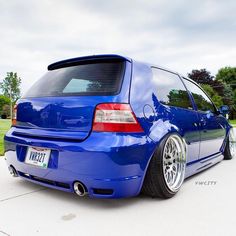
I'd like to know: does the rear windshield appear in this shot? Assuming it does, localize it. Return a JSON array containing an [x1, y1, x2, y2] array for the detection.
[[24, 61, 125, 97]]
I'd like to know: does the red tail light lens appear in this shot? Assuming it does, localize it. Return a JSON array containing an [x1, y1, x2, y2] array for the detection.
[[92, 103, 144, 132], [12, 105, 17, 126]]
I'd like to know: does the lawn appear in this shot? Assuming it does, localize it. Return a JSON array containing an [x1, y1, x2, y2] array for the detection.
[[230, 120, 236, 126], [0, 119, 11, 156]]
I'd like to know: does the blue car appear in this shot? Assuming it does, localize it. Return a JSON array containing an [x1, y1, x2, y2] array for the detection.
[[4, 54, 236, 198]]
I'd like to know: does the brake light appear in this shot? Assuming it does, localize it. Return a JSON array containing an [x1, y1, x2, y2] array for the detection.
[[12, 105, 17, 126], [92, 103, 144, 132]]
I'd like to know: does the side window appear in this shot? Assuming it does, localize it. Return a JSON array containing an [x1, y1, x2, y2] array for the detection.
[[183, 78, 216, 112], [152, 68, 193, 109]]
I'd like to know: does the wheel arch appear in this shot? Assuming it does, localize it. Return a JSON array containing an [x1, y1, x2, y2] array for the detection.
[[138, 129, 187, 194]]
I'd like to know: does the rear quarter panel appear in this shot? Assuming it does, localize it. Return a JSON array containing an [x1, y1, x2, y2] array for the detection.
[[129, 61, 201, 170]]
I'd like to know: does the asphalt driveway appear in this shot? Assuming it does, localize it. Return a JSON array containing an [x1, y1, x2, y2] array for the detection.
[[0, 128, 235, 236]]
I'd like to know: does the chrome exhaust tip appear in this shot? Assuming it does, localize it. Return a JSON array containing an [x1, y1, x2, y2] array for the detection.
[[8, 166, 18, 177], [73, 181, 87, 197]]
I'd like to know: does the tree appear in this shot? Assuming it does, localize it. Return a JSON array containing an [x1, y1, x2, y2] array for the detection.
[[2, 104, 10, 118], [201, 84, 223, 108], [223, 84, 235, 119], [188, 69, 225, 108], [215, 67, 236, 119], [188, 69, 224, 96], [0, 95, 11, 118], [216, 67, 236, 89], [0, 95, 10, 111], [0, 72, 21, 103], [233, 89, 236, 114], [188, 69, 214, 85], [222, 84, 234, 104], [233, 89, 236, 105]]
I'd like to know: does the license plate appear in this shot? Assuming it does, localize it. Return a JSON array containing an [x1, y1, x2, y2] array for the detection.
[[25, 147, 51, 169]]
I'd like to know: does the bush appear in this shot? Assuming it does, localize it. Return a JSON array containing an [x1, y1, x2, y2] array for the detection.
[[1, 114, 7, 119], [0, 95, 10, 117]]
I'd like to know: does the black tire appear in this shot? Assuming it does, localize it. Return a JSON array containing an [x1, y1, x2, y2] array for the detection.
[[142, 134, 186, 199], [224, 129, 235, 160]]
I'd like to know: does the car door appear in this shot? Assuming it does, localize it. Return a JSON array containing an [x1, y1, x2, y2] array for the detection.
[[183, 78, 226, 159]]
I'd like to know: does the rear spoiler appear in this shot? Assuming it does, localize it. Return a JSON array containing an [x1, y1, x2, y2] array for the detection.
[[48, 54, 131, 70]]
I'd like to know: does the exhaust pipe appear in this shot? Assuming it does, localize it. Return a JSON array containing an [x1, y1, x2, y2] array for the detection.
[[73, 181, 87, 197], [8, 166, 18, 177]]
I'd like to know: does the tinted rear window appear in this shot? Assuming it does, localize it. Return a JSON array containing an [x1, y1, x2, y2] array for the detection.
[[24, 61, 125, 97]]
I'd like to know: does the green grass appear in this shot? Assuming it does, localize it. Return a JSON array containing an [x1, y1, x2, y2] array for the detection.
[[230, 120, 236, 126], [0, 119, 11, 156]]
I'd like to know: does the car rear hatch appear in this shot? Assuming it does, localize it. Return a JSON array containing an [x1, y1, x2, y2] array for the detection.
[[14, 55, 132, 141]]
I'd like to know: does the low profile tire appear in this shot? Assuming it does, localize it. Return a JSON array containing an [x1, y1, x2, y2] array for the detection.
[[142, 134, 186, 198], [224, 128, 236, 160]]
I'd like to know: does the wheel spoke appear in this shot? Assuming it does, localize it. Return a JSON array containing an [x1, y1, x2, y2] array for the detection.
[[162, 135, 186, 192], [172, 165, 176, 172]]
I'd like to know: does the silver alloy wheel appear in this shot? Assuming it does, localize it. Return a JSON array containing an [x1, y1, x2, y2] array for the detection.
[[229, 129, 236, 158], [163, 135, 186, 192]]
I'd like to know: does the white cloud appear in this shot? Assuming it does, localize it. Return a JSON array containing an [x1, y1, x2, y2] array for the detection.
[[0, 0, 235, 94]]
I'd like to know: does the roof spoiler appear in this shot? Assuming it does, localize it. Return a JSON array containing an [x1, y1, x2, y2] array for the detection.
[[48, 54, 131, 70]]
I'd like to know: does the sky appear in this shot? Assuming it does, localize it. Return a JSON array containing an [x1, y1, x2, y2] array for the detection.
[[0, 0, 235, 94]]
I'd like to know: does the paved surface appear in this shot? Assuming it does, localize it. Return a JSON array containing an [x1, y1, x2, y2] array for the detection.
[[0, 129, 235, 236]]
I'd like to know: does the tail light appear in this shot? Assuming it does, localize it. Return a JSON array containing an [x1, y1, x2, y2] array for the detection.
[[92, 103, 144, 132], [12, 105, 17, 126]]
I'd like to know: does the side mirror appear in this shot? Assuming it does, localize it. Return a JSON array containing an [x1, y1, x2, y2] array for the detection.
[[219, 105, 230, 115]]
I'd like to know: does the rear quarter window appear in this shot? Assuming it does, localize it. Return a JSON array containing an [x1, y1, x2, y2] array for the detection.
[[24, 61, 125, 97], [152, 68, 193, 110], [183, 78, 216, 113]]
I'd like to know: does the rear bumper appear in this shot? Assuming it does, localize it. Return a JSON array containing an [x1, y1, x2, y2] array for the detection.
[[4, 129, 155, 198]]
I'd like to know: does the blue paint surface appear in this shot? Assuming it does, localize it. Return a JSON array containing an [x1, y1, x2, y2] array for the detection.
[[4, 54, 231, 198]]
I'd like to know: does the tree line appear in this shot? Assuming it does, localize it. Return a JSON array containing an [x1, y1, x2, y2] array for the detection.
[[0, 72, 21, 119], [188, 67, 236, 119], [0, 66, 235, 119]]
